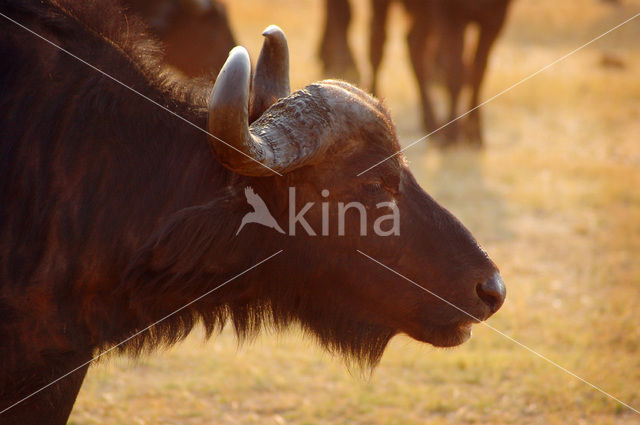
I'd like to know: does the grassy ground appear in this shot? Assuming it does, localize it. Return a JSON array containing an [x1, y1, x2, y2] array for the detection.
[[69, 0, 640, 423]]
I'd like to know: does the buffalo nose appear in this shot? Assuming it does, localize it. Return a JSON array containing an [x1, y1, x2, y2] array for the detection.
[[476, 273, 506, 314]]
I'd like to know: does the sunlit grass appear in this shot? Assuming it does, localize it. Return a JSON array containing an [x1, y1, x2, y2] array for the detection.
[[70, 0, 640, 423]]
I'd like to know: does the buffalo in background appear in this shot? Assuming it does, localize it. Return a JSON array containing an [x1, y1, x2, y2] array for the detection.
[[121, 0, 236, 78], [319, 0, 513, 146]]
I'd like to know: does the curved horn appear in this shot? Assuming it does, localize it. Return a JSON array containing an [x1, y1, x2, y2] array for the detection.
[[249, 25, 290, 123], [209, 44, 334, 176], [208, 46, 277, 176]]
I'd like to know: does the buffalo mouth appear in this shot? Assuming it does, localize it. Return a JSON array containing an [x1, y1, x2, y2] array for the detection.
[[405, 320, 478, 348], [402, 295, 498, 348]]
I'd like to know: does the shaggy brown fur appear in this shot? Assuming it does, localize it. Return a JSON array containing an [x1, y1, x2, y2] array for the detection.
[[1, 1, 228, 422]]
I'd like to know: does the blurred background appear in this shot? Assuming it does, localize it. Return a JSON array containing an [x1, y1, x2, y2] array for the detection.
[[70, 0, 640, 423]]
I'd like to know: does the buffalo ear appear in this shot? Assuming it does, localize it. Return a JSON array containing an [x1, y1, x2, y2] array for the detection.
[[249, 25, 290, 123]]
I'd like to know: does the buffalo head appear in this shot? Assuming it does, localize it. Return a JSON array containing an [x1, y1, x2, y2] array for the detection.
[[128, 26, 505, 367]]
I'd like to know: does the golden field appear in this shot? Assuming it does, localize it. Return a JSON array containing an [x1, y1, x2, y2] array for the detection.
[[69, 0, 640, 423]]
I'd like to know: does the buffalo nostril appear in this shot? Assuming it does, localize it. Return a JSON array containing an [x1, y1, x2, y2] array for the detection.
[[476, 272, 506, 314]]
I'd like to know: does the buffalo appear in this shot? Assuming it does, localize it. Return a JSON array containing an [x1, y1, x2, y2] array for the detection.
[[319, 0, 513, 145], [121, 0, 236, 78], [0, 0, 505, 424]]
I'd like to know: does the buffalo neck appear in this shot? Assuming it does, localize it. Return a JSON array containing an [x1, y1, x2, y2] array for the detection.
[[1, 0, 255, 350]]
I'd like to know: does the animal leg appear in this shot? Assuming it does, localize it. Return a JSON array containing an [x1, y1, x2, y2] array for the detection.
[[319, 0, 360, 83], [466, 4, 510, 146], [369, 0, 391, 96], [438, 16, 465, 146], [0, 352, 90, 425], [405, 1, 437, 133]]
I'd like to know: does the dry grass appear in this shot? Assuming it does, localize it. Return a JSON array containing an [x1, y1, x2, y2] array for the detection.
[[69, 0, 640, 423]]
